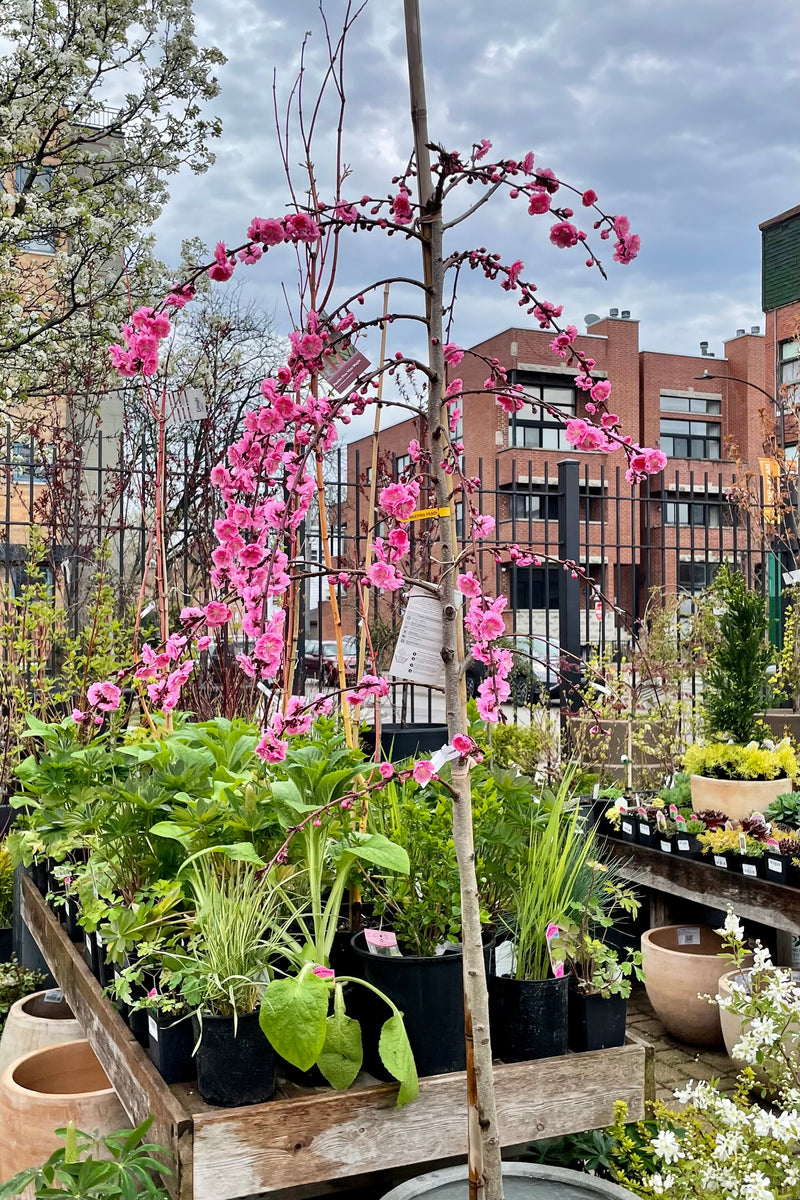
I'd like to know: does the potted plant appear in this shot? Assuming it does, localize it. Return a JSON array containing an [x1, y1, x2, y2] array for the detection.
[[765, 790, 800, 830], [672, 815, 705, 857], [766, 833, 800, 887], [489, 783, 596, 1063], [553, 870, 643, 1052], [685, 739, 799, 821], [697, 827, 766, 875]]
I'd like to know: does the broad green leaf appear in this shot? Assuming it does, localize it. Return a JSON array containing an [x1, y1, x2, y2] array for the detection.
[[336, 832, 409, 875], [317, 985, 363, 1090], [259, 970, 329, 1071], [378, 1013, 419, 1108], [270, 779, 316, 813], [149, 821, 191, 844]]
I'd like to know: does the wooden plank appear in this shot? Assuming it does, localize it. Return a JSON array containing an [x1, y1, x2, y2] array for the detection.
[[604, 839, 799, 933], [20, 874, 193, 1200], [189, 1042, 647, 1200]]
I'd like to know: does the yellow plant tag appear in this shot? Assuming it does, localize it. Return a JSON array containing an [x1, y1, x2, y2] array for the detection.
[[402, 506, 451, 522]]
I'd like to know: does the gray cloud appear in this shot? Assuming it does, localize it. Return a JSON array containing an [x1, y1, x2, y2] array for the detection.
[[154, 0, 799, 434]]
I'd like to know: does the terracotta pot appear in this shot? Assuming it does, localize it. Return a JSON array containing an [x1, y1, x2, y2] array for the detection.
[[718, 968, 800, 1084], [690, 774, 791, 822], [641, 925, 751, 1046], [0, 1039, 127, 1181], [0, 991, 84, 1076]]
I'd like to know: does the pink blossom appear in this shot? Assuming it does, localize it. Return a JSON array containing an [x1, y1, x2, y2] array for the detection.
[[255, 729, 288, 764], [203, 601, 232, 627], [472, 513, 495, 539], [581, 189, 598, 207], [248, 217, 286, 245], [452, 734, 472, 756], [87, 681, 122, 712], [391, 189, 414, 225], [535, 167, 560, 193], [180, 606, 205, 623], [613, 233, 641, 264], [478, 609, 506, 641], [412, 760, 437, 786], [388, 527, 410, 557], [528, 190, 551, 215], [164, 284, 194, 309], [475, 139, 492, 160], [208, 242, 235, 282], [549, 221, 579, 248], [600, 412, 619, 430], [284, 213, 321, 242], [550, 325, 578, 358], [408, 439, 422, 462], [197, 635, 212, 651], [237, 654, 258, 679], [457, 571, 482, 598], [71, 709, 87, 723], [564, 419, 614, 453], [379, 762, 394, 780], [366, 561, 404, 592], [644, 448, 667, 473], [379, 480, 420, 521], [334, 202, 358, 224], [346, 675, 391, 705], [590, 380, 612, 404], [442, 343, 464, 367], [238, 543, 266, 568]]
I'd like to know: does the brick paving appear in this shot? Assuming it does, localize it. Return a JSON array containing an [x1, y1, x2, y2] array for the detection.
[[628, 983, 740, 1106]]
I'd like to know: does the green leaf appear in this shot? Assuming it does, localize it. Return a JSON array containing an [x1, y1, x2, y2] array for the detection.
[[269, 779, 312, 812], [317, 985, 363, 1090], [148, 821, 191, 844], [378, 1013, 419, 1108], [259, 969, 329, 1071], [337, 832, 409, 875]]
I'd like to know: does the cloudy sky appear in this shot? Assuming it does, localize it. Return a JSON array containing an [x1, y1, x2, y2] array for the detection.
[[154, 0, 799, 433]]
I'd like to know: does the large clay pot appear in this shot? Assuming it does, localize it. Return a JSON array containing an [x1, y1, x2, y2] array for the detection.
[[641, 925, 751, 1046], [381, 1162, 642, 1198], [718, 968, 800, 1082], [0, 1039, 127, 1181], [0, 991, 84, 1076], [690, 774, 790, 821]]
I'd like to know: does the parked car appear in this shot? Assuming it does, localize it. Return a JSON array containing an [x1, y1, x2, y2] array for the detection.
[[303, 636, 359, 684]]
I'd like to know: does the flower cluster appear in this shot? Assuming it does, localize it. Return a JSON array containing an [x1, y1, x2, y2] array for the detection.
[[109, 307, 171, 378]]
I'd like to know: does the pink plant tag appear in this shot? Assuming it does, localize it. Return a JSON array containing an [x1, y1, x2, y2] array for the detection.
[[636, 806, 647, 816], [675, 813, 686, 825], [767, 837, 780, 849], [668, 804, 679, 817], [545, 923, 564, 978], [364, 929, 401, 957], [656, 811, 668, 831]]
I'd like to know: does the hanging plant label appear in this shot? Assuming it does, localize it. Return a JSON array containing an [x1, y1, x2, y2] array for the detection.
[[389, 587, 444, 686], [364, 929, 402, 957], [659, 839, 672, 853], [545, 923, 564, 978], [767, 857, 783, 873]]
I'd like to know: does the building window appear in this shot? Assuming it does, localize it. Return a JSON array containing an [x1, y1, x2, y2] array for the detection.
[[659, 418, 721, 460], [512, 566, 560, 610], [678, 561, 720, 593], [393, 454, 411, 475], [12, 442, 50, 483], [511, 385, 576, 449], [779, 341, 800, 405], [14, 164, 56, 254], [659, 393, 721, 415], [664, 500, 732, 528], [508, 491, 558, 521]]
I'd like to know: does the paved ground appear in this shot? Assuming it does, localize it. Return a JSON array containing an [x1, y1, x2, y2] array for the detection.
[[627, 983, 740, 1106]]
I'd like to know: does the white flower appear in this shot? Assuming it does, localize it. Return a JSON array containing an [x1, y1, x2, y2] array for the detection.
[[651, 1129, 682, 1164], [648, 1172, 675, 1196], [742, 1170, 776, 1200], [714, 1131, 745, 1160], [719, 909, 745, 940]]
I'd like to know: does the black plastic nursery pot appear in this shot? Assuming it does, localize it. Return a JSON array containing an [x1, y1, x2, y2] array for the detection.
[[763, 852, 790, 884], [708, 851, 734, 872], [192, 1010, 276, 1107], [788, 859, 800, 889], [567, 982, 627, 1052], [0, 925, 12, 962], [351, 931, 493, 1078], [656, 835, 675, 855], [33, 859, 49, 894], [578, 796, 609, 832], [64, 897, 82, 943], [148, 1013, 196, 1085], [674, 832, 702, 858], [617, 814, 637, 843], [488, 973, 569, 1063], [739, 854, 764, 880], [636, 819, 654, 848], [83, 927, 100, 977], [129, 1007, 151, 1048], [361, 723, 449, 764]]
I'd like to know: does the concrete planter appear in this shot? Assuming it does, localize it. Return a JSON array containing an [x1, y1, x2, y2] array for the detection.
[[690, 774, 791, 822], [382, 1162, 641, 1198], [641, 925, 751, 1046], [0, 1039, 127, 1181], [0, 990, 84, 1076], [717, 968, 800, 1083]]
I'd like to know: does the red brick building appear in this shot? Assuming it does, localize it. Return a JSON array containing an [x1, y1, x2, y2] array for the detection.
[[333, 207, 800, 647]]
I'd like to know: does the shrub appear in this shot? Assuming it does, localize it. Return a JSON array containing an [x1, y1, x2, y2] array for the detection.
[[490, 721, 542, 776], [684, 739, 798, 782], [0, 958, 46, 1035], [765, 791, 800, 829], [0, 848, 12, 928], [702, 563, 771, 743]]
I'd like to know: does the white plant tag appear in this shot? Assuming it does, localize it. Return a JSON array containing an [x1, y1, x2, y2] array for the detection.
[[621, 820, 633, 835], [677, 927, 701, 947], [95, 932, 103, 948], [767, 858, 782, 873], [364, 929, 401, 957], [43, 989, 63, 1004], [494, 939, 514, 977], [742, 863, 757, 877], [639, 823, 650, 836], [84, 933, 92, 950], [389, 587, 445, 687], [677, 839, 690, 852], [714, 854, 728, 868], [592, 782, 600, 799], [148, 1016, 158, 1041], [659, 839, 672, 853]]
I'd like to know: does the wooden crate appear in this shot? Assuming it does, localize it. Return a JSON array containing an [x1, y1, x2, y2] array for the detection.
[[21, 874, 653, 1200]]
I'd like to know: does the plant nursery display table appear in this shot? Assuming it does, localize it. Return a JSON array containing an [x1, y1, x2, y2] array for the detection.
[[604, 839, 798, 960], [20, 874, 654, 1200]]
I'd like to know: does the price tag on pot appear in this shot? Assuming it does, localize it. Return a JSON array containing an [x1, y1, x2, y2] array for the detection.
[[677, 838, 691, 852], [742, 863, 758, 877], [659, 839, 672, 853], [545, 923, 565, 978], [364, 929, 402, 957], [677, 927, 701, 947], [43, 989, 63, 1004], [767, 858, 782, 873], [714, 854, 728, 868], [148, 1016, 158, 1042], [621, 820, 633, 835]]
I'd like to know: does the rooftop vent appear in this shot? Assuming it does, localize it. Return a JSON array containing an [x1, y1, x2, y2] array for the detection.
[[609, 307, 619, 317], [621, 309, 631, 319], [584, 313, 601, 327], [736, 328, 746, 336], [751, 325, 761, 334]]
